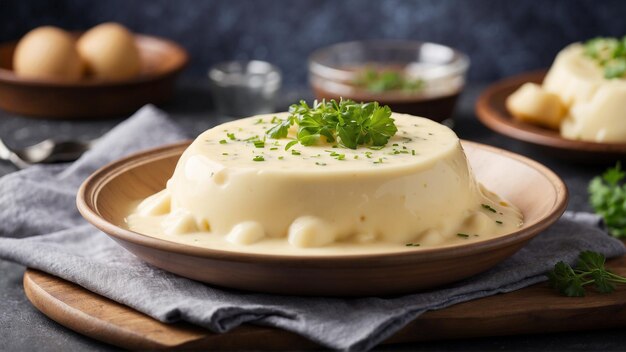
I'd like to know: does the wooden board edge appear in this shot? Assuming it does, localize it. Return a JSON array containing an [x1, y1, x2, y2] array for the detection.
[[23, 269, 319, 350], [23, 263, 626, 350]]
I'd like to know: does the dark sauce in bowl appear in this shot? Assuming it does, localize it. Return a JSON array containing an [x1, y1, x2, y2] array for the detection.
[[308, 41, 469, 123]]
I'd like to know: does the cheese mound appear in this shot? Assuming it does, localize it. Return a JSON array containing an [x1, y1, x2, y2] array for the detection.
[[128, 113, 522, 253], [507, 43, 626, 143]]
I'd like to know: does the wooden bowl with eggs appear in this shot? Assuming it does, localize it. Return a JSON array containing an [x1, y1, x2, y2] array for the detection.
[[0, 24, 188, 119]]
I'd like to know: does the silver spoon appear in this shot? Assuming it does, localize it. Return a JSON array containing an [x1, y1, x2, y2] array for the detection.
[[0, 138, 96, 169]]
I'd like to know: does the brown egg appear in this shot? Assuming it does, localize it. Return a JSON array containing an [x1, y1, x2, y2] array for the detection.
[[13, 26, 84, 81], [77, 23, 141, 81]]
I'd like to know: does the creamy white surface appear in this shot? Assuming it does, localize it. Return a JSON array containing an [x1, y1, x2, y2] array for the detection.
[[127, 113, 523, 255], [543, 43, 626, 142]]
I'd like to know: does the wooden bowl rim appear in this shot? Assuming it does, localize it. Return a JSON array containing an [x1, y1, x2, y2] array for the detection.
[[0, 33, 188, 88], [475, 70, 626, 153], [77, 140, 568, 265]]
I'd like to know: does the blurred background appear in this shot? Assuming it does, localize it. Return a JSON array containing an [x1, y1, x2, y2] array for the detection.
[[0, 0, 625, 173], [3, 0, 625, 87]]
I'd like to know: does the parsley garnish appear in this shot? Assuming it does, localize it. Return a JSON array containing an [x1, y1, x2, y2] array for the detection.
[[253, 139, 265, 148], [355, 68, 425, 93], [266, 99, 398, 150], [548, 251, 626, 297], [226, 132, 236, 140], [219, 139, 227, 144], [252, 156, 265, 162], [589, 162, 626, 237], [583, 36, 626, 79]]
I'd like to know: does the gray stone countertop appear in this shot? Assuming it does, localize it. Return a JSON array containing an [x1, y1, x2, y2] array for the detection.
[[1, 80, 624, 351]]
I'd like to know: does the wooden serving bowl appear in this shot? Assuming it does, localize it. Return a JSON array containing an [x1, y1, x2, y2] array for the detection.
[[0, 34, 188, 119], [476, 70, 626, 163], [77, 141, 568, 296]]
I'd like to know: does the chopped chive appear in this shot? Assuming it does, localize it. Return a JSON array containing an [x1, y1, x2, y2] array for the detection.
[[285, 140, 298, 150], [481, 204, 497, 213], [219, 139, 227, 144], [405, 243, 420, 247], [315, 162, 327, 166], [291, 149, 301, 155], [496, 220, 503, 225], [278, 156, 284, 160], [457, 233, 470, 238], [252, 156, 265, 162], [270, 147, 278, 150]]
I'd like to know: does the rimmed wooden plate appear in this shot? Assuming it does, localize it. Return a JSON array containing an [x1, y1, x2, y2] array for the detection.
[[77, 141, 568, 296], [476, 70, 626, 163], [0, 34, 188, 119]]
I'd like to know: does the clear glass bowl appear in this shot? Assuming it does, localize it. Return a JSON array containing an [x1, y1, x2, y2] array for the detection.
[[308, 40, 469, 122], [209, 60, 281, 118]]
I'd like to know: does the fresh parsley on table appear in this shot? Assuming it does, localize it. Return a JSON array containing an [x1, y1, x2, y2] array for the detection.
[[266, 99, 398, 150], [588, 162, 626, 238], [548, 251, 626, 297], [583, 36, 626, 79]]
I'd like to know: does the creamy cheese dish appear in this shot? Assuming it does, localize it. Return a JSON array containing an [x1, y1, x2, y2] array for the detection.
[[127, 111, 523, 255], [507, 39, 626, 143]]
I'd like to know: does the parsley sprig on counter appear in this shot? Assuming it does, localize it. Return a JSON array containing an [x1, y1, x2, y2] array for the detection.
[[548, 251, 626, 297], [583, 36, 626, 79], [588, 162, 626, 237], [266, 99, 398, 150]]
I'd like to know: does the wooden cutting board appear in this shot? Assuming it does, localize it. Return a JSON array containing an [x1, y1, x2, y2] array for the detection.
[[23, 258, 626, 350]]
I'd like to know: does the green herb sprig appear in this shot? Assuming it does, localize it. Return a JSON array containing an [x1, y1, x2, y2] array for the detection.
[[356, 68, 425, 93], [589, 162, 626, 237], [583, 36, 626, 79], [266, 99, 398, 150], [548, 251, 626, 297]]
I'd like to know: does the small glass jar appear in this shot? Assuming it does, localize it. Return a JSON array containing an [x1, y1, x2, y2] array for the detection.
[[209, 60, 281, 118], [308, 40, 469, 123]]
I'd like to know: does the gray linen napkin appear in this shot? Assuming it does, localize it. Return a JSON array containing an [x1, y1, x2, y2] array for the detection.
[[0, 105, 624, 351]]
